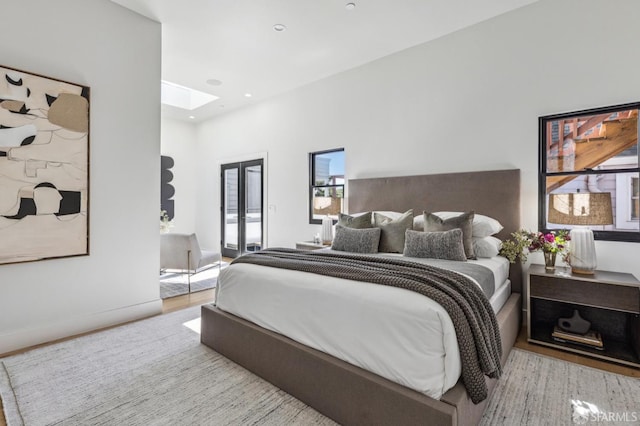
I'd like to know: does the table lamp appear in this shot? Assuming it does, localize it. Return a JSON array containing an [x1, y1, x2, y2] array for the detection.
[[321, 216, 334, 245], [547, 191, 613, 274]]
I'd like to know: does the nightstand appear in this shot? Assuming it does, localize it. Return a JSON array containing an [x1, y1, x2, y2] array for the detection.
[[527, 264, 640, 368], [295, 241, 331, 251]]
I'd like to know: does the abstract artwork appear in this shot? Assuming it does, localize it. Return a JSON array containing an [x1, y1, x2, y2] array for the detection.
[[160, 155, 175, 221], [0, 65, 89, 265]]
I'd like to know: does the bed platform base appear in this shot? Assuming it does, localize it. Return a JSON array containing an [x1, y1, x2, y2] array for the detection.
[[201, 292, 521, 426]]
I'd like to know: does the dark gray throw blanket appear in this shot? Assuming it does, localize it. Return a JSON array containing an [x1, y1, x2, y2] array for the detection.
[[232, 248, 502, 404]]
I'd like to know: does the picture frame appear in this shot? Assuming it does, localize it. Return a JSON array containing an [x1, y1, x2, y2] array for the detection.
[[0, 65, 90, 265]]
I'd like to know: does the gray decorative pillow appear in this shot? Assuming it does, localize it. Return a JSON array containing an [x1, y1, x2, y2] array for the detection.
[[423, 211, 476, 260], [374, 210, 413, 253], [331, 225, 381, 253], [338, 212, 373, 229], [403, 229, 467, 261]]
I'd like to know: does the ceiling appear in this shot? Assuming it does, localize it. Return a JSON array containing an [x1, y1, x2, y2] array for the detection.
[[110, 0, 537, 123]]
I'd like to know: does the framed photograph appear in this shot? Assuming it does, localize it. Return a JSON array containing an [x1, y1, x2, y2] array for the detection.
[[0, 65, 90, 265]]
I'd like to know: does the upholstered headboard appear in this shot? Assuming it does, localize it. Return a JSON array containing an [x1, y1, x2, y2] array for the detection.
[[348, 169, 522, 292]]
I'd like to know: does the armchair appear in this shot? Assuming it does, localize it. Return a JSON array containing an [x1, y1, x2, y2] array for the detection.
[[160, 233, 222, 292]]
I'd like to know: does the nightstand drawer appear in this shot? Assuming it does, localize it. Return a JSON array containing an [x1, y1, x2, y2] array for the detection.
[[530, 275, 640, 314]]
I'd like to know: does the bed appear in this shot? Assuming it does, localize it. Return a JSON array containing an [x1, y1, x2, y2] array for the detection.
[[201, 169, 521, 426]]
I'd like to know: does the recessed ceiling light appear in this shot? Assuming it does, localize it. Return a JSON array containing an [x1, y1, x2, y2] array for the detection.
[[345, 3, 356, 10], [206, 79, 222, 86], [189, 115, 195, 119], [273, 24, 287, 32], [244, 93, 252, 98]]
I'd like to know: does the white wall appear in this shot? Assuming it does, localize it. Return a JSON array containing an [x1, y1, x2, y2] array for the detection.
[[161, 118, 198, 234], [0, 0, 162, 354], [194, 0, 640, 280]]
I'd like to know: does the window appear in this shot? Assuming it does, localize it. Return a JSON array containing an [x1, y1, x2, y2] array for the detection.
[[615, 173, 639, 229], [539, 102, 640, 242], [309, 148, 344, 224]]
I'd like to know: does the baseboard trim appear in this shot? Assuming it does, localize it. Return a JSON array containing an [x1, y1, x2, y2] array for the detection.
[[0, 300, 162, 356]]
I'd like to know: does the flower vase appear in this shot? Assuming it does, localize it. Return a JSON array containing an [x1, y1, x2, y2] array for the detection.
[[543, 251, 557, 272]]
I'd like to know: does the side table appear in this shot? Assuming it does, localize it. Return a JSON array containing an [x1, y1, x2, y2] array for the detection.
[[527, 264, 640, 368]]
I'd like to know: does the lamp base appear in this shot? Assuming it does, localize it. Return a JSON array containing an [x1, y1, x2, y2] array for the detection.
[[570, 267, 595, 275], [568, 227, 597, 275]]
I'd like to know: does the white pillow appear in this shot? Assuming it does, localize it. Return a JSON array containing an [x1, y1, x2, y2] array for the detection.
[[413, 211, 503, 238], [472, 236, 503, 258], [373, 211, 406, 220]]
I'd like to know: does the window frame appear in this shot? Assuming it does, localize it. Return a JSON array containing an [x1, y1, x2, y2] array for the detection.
[[538, 101, 640, 242], [309, 148, 345, 225]]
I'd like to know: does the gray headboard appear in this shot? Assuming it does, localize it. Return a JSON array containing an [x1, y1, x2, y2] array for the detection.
[[348, 169, 521, 292]]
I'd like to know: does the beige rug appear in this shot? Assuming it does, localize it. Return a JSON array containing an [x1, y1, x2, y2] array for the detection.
[[1, 306, 638, 425], [0, 306, 332, 426], [480, 349, 640, 425]]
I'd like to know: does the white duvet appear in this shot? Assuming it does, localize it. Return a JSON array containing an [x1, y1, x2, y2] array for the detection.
[[215, 255, 510, 400]]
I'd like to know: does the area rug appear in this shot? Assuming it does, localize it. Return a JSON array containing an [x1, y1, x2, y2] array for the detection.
[[159, 262, 228, 299], [0, 306, 333, 426], [1, 308, 638, 426], [479, 350, 640, 426]]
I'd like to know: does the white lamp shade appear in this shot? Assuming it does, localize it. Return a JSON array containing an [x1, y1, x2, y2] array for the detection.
[[569, 227, 597, 274]]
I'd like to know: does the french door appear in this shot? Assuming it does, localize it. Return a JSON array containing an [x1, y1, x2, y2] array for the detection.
[[221, 159, 264, 258]]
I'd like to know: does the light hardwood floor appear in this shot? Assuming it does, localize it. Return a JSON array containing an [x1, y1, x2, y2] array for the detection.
[[162, 288, 215, 314], [1, 292, 638, 425]]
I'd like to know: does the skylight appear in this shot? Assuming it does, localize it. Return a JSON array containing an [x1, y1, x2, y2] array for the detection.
[[161, 80, 218, 110]]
